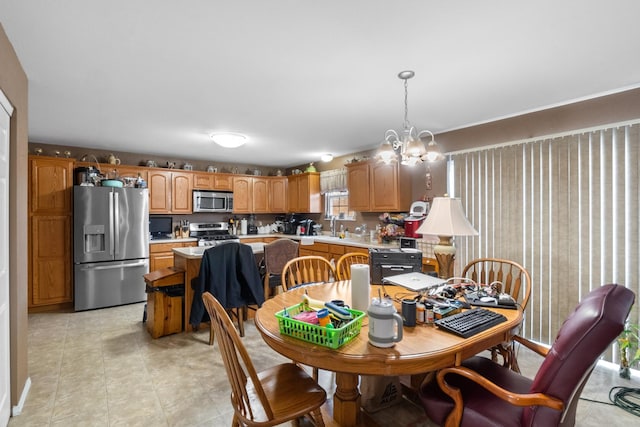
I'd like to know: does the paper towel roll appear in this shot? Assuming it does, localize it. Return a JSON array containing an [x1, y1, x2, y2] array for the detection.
[[240, 219, 247, 235], [350, 264, 370, 312]]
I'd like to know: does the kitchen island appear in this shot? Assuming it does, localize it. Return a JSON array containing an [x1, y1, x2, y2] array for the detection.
[[173, 243, 265, 331]]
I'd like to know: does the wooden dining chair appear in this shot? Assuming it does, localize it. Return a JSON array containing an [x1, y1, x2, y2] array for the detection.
[[461, 257, 532, 372], [202, 292, 327, 427], [262, 238, 299, 299], [281, 256, 337, 291], [335, 252, 369, 280]]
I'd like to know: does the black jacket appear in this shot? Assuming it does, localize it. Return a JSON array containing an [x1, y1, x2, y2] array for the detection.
[[189, 242, 265, 327]]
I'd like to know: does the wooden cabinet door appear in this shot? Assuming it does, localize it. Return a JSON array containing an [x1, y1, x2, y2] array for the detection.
[[370, 162, 398, 211], [148, 170, 172, 213], [193, 173, 214, 189], [213, 173, 234, 191], [287, 173, 321, 213], [172, 171, 193, 213], [370, 162, 411, 211], [30, 215, 72, 305], [252, 177, 269, 213], [346, 162, 370, 211], [287, 175, 300, 212], [30, 157, 73, 214], [269, 177, 287, 213], [233, 176, 253, 213]]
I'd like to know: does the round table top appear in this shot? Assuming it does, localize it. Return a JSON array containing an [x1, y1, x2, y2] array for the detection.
[[254, 281, 523, 376]]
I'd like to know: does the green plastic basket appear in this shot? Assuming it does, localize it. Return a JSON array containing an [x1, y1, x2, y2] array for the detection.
[[276, 303, 365, 349]]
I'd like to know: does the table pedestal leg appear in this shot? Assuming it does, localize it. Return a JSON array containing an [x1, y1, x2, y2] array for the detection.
[[333, 372, 361, 427]]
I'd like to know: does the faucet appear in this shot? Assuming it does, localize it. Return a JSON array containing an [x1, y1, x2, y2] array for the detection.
[[330, 216, 337, 237]]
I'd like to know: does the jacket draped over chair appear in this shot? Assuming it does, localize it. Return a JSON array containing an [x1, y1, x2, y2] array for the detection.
[[190, 242, 265, 328]]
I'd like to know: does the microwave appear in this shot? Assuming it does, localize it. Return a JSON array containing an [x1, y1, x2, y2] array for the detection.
[[193, 190, 233, 213]]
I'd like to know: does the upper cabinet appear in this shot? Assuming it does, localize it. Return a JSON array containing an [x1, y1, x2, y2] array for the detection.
[[30, 157, 74, 214], [287, 172, 321, 213], [233, 176, 288, 214], [346, 160, 412, 212], [148, 170, 193, 214], [193, 172, 234, 191], [269, 177, 288, 213]]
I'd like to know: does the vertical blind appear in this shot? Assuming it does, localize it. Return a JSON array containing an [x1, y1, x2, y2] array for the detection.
[[449, 121, 640, 363]]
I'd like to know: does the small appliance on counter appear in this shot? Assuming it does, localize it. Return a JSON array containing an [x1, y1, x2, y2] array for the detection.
[[283, 213, 304, 235], [300, 219, 317, 235], [274, 215, 285, 233], [404, 201, 429, 238]]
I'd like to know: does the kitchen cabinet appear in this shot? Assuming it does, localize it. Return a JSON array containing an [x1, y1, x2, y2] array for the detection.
[[269, 177, 288, 213], [252, 177, 269, 213], [287, 172, 321, 213], [232, 176, 253, 213], [193, 172, 234, 191], [233, 176, 272, 213], [346, 160, 411, 212], [148, 170, 193, 214], [299, 242, 330, 259], [346, 162, 370, 212], [28, 156, 74, 309], [75, 162, 149, 184], [149, 241, 197, 271]]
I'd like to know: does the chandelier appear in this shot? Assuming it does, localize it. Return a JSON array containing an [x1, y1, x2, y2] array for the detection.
[[376, 70, 443, 166]]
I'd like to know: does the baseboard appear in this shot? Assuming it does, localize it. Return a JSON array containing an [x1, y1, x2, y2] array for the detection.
[[11, 377, 30, 416]]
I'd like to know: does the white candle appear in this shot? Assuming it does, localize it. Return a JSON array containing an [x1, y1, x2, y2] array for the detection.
[[350, 264, 370, 312]]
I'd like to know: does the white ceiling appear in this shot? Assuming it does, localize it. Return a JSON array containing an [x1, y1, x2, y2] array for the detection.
[[2, 1, 640, 167]]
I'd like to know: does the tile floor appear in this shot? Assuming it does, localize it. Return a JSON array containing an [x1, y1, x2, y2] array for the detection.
[[8, 302, 640, 426]]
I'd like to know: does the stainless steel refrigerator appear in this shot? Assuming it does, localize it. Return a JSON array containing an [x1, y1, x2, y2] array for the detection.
[[74, 186, 149, 311]]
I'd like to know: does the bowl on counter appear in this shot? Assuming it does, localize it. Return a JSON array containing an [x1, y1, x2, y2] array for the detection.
[[100, 179, 124, 188]]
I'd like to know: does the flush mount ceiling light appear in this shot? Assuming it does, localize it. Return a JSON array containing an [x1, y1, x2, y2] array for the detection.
[[321, 153, 334, 162], [210, 132, 248, 148], [376, 70, 443, 166]]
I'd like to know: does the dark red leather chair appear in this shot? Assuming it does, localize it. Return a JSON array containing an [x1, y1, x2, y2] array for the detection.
[[419, 284, 635, 427]]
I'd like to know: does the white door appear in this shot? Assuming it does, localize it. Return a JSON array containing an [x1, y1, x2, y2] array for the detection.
[[0, 90, 13, 426]]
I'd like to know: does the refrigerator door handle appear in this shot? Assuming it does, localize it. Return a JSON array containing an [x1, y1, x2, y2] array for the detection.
[[113, 191, 120, 256], [109, 192, 115, 256], [79, 261, 148, 271]]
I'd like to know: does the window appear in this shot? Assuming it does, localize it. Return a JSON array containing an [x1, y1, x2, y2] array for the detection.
[[449, 121, 640, 364], [324, 191, 355, 220]]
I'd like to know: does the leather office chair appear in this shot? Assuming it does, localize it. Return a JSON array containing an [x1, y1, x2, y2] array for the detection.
[[202, 292, 326, 427], [335, 252, 369, 280], [462, 258, 531, 371], [262, 238, 299, 299], [419, 284, 634, 427], [281, 256, 336, 291], [189, 242, 265, 341]]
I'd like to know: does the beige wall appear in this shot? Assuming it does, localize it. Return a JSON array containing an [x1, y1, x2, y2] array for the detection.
[[428, 87, 640, 189], [0, 24, 29, 409]]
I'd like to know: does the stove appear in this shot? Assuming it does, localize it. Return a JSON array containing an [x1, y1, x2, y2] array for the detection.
[[189, 222, 240, 247]]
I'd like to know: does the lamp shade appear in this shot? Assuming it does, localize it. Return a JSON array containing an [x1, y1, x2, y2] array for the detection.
[[416, 197, 478, 237]]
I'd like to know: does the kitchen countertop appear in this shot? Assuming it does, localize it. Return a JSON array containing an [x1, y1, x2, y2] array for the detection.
[[237, 233, 400, 250], [173, 242, 265, 259], [149, 237, 198, 244]]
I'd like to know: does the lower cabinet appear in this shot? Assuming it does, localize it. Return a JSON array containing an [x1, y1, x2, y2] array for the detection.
[[30, 215, 73, 307], [149, 241, 197, 271]]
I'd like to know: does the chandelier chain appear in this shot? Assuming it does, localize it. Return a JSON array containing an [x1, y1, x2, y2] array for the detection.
[[403, 78, 411, 130]]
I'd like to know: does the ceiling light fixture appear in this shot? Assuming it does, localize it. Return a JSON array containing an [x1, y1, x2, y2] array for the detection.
[[376, 70, 443, 166], [321, 153, 334, 162], [210, 132, 248, 148]]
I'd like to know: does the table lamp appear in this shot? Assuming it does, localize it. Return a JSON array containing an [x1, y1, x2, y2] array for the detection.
[[416, 197, 478, 279]]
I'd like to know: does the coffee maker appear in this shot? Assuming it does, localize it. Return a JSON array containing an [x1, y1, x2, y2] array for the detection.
[[283, 213, 304, 235], [300, 219, 316, 235]]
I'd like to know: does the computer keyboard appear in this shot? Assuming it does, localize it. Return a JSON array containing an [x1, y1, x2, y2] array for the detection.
[[435, 308, 507, 338]]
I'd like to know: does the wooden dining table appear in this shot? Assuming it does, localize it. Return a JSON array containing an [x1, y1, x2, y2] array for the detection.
[[253, 280, 523, 427]]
